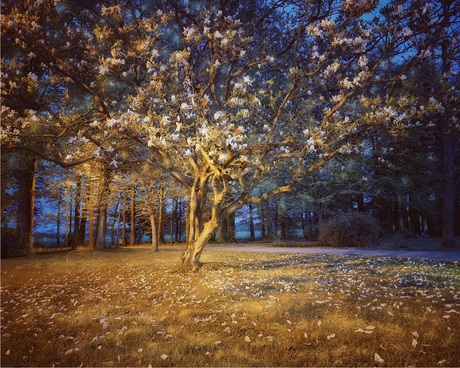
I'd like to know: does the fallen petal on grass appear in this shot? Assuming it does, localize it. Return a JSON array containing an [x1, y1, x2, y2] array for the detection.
[[1, 247, 459, 367], [375, 353, 385, 364]]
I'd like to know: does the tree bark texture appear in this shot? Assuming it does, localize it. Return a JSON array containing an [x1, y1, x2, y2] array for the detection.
[[122, 190, 127, 246], [150, 213, 158, 252], [95, 168, 112, 250], [130, 186, 135, 246], [72, 176, 81, 250]]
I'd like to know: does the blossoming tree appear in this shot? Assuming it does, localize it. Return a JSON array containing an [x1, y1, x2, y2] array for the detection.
[[2, 0, 455, 268]]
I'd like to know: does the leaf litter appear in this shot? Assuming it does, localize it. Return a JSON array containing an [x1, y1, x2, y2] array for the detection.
[[1, 247, 459, 367]]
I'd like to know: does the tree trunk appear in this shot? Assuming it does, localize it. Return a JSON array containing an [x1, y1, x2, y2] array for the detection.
[[315, 203, 323, 234], [95, 168, 111, 250], [249, 203, 255, 241], [122, 191, 127, 246], [175, 197, 181, 242], [65, 186, 70, 246], [227, 213, 236, 242], [95, 209, 107, 250], [130, 186, 135, 246], [181, 219, 218, 271], [150, 213, 158, 252], [169, 197, 175, 244], [14, 155, 35, 256], [56, 192, 62, 247], [72, 176, 81, 250], [88, 184, 95, 248], [260, 201, 267, 238], [28, 160, 36, 253], [69, 195, 73, 245], [78, 217, 87, 246], [158, 187, 164, 245], [112, 195, 120, 246], [180, 170, 222, 271], [217, 218, 227, 242]]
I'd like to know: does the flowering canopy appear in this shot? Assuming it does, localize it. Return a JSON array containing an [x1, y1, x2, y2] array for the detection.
[[2, 0, 457, 267]]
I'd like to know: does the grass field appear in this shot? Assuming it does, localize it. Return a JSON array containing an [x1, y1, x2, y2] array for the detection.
[[1, 245, 459, 367]]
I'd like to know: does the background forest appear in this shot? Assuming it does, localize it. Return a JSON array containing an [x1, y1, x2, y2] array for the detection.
[[1, 0, 459, 262]]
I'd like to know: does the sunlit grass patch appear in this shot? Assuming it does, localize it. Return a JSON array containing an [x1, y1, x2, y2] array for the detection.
[[1, 246, 459, 367]]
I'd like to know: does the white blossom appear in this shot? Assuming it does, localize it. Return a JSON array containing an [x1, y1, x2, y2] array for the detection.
[[243, 76, 252, 85], [180, 102, 192, 111], [340, 77, 354, 89], [395, 113, 407, 122], [358, 55, 368, 69], [161, 115, 170, 126], [99, 65, 110, 75], [107, 118, 117, 127], [28, 72, 38, 82], [213, 30, 224, 39], [183, 26, 196, 39], [401, 27, 413, 37], [218, 153, 227, 163], [214, 111, 225, 120]]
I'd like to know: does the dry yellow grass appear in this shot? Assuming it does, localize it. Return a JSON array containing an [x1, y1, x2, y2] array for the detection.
[[1, 245, 459, 367]]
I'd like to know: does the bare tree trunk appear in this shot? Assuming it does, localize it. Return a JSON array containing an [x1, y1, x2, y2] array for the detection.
[[112, 195, 120, 246], [181, 172, 219, 271], [170, 197, 175, 244], [150, 213, 158, 252], [72, 176, 81, 250], [28, 159, 36, 253], [175, 197, 181, 242], [260, 201, 266, 238], [65, 186, 70, 246], [96, 209, 107, 250], [78, 216, 87, 246], [130, 186, 135, 246], [227, 212, 236, 242], [315, 203, 323, 234], [56, 192, 62, 247], [88, 185, 95, 249], [181, 219, 218, 271], [249, 203, 256, 241], [158, 187, 164, 245], [122, 191, 127, 246], [95, 168, 111, 250], [14, 155, 35, 256]]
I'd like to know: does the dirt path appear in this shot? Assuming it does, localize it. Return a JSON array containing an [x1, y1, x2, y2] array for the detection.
[[207, 244, 460, 260]]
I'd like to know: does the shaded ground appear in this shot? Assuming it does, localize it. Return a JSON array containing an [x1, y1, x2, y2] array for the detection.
[[206, 236, 460, 260], [208, 244, 460, 260]]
